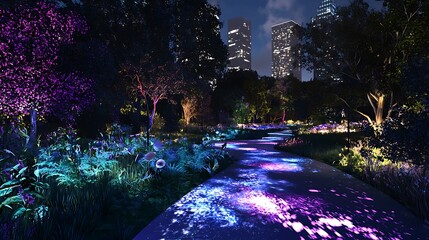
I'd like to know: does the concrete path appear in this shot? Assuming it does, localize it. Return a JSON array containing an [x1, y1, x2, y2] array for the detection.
[[134, 131, 428, 239]]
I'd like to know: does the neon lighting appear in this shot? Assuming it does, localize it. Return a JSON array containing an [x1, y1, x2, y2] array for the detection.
[[136, 138, 423, 240]]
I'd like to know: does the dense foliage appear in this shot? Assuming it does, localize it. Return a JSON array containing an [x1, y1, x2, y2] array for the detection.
[[0, 124, 232, 239], [378, 58, 429, 167], [0, 2, 94, 124]]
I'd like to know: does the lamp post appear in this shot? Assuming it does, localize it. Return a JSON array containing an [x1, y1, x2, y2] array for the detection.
[[341, 107, 351, 153], [347, 106, 351, 152]]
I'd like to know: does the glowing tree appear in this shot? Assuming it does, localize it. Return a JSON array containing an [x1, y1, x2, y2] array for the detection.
[[0, 2, 94, 150], [121, 57, 184, 145], [181, 96, 200, 125]]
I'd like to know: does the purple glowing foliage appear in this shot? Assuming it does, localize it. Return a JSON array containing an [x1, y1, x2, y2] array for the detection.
[[0, 2, 93, 122], [278, 137, 305, 147], [308, 122, 363, 134], [19, 190, 35, 206], [1, 159, 25, 180]]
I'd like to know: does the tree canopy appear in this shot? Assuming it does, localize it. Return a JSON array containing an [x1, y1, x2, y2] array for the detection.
[[0, 2, 94, 124]]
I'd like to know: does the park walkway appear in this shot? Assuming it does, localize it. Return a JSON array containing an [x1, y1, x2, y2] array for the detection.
[[134, 130, 428, 239]]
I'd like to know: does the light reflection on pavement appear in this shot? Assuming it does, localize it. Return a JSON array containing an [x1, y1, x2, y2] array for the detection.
[[134, 134, 428, 240]]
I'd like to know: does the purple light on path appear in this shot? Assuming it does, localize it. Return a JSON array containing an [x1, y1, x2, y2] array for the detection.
[[253, 162, 303, 172], [357, 196, 374, 201], [227, 189, 388, 239], [281, 157, 306, 163], [237, 147, 258, 151], [246, 151, 281, 156], [138, 138, 423, 240], [256, 141, 278, 145]]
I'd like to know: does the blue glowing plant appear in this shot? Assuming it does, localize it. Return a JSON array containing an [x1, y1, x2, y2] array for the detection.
[[0, 149, 48, 221], [36, 127, 119, 186]]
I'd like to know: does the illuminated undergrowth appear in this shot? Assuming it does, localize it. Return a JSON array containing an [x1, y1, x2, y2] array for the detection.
[[0, 124, 234, 239], [276, 132, 429, 220], [275, 132, 363, 166]]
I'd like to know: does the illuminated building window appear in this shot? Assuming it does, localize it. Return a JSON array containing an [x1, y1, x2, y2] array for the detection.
[[227, 17, 252, 70], [271, 21, 301, 80]]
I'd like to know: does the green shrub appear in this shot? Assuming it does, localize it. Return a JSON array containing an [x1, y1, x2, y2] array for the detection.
[[338, 147, 366, 174]]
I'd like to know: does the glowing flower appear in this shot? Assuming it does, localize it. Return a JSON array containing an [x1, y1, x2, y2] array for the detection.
[[144, 151, 156, 160], [153, 140, 164, 151], [155, 159, 166, 169]]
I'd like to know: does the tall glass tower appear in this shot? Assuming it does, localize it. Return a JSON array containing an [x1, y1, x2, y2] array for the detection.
[[313, 0, 336, 22], [227, 17, 251, 70], [312, 0, 337, 81], [271, 20, 301, 80]]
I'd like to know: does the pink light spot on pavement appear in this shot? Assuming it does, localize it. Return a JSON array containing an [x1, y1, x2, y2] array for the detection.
[[358, 196, 374, 201], [317, 229, 329, 238], [248, 162, 303, 172], [291, 222, 304, 233]]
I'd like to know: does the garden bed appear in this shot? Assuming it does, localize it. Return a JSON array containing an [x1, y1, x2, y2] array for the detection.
[[0, 126, 238, 239], [275, 131, 429, 221]]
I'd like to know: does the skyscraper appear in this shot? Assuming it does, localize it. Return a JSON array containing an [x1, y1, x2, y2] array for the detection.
[[312, 0, 337, 81], [227, 17, 251, 70], [272, 20, 301, 80], [313, 0, 336, 22]]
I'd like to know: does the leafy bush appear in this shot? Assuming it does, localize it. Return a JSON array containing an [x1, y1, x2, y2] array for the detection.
[[338, 144, 366, 174], [0, 123, 35, 155], [363, 161, 429, 220], [37, 128, 119, 187], [276, 132, 362, 165], [379, 103, 429, 167], [376, 57, 429, 167], [0, 151, 49, 220], [0, 129, 49, 229], [339, 138, 429, 220], [1, 123, 235, 239], [232, 99, 252, 125]]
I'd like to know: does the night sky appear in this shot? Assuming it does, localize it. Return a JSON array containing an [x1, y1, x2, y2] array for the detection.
[[211, 0, 383, 79]]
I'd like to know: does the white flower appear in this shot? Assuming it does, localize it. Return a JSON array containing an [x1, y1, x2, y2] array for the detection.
[[155, 159, 166, 169]]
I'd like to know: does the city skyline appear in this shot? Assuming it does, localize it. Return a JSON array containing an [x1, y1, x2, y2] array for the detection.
[[214, 0, 383, 79]]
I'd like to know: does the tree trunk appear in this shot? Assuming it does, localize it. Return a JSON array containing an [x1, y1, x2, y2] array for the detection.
[[24, 109, 37, 188], [149, 102, 157, 131], [282, 109, 286, 123], [146, 99, 157, 149], [145, 97, 150, 149], [347, 107, 351, 153], [27, 109, 37, 153]]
